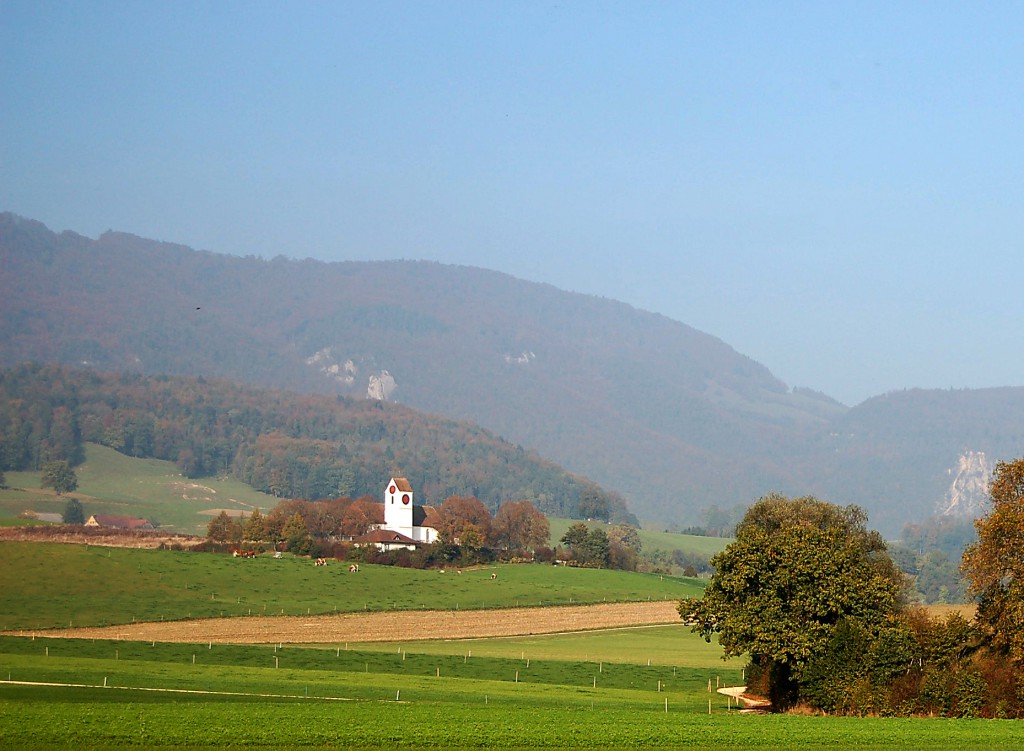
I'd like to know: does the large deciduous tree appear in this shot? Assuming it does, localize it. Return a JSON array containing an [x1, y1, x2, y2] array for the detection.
[[560, 522, 611, 567], [206, 510, 242, 545], [679, 494, 905, 708], [961, 458, 1024, 664], [491, 500, 549, 555], [340, 497, 380, 537], [40, 460, 78, 495], [437, 496, 493, 544]]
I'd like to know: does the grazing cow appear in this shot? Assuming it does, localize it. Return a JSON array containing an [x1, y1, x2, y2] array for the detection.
[[348, 563, 360, 573], [314, 557, 328, 566], [490, 572, 497, 580]]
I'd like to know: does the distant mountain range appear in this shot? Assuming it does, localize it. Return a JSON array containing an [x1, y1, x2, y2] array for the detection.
[[2, 212, 1022, 535]]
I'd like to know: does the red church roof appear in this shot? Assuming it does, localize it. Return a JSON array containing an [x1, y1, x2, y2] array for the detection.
[[355, 529, 419, 545]]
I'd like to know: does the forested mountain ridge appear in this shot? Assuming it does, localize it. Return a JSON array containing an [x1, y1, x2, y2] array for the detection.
[[0, 363, 631, 521], [3, 212, 1023, 534]]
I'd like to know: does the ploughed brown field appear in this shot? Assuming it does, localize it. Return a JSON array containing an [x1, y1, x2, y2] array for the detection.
[[22, 601, 682, 644]]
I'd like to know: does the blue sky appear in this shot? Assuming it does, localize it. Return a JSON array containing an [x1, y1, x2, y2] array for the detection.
[[3, 1, 1023, 405]]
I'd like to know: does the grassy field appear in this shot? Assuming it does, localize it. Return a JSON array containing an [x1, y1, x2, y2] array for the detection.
[[0, 443, 277, 534], [0, 540, 1019, 749], [1, 632, 1020, 750], [347, 624, 733, 669], [547, 517, 731, 561], [0, 541, 701, 631]]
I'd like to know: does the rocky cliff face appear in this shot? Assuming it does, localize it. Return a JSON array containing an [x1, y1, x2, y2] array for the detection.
[[938, 450, 993, 518], [367, 370, 397, 401]]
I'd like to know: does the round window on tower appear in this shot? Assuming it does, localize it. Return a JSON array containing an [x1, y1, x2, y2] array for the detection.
[[402, 494, 410, 505], [389, 485, 396, 494]]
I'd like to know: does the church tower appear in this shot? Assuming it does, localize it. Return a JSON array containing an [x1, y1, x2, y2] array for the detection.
[[383, 477, 415, 536]]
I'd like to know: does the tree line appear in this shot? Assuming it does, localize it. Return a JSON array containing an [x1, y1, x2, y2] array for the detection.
[[203, 493, 649, 572], [681, 460, 1024, 717], [0, 363, 634, 523], [204, 494, 551, 568]]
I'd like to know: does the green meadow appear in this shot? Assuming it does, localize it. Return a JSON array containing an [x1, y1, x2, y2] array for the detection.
[[1, 545, 1022, 749], [0, 541, 698, 631], [1, 632, 1021, 750], [346, 624, 731, 669], [546, 517, 731, 561]]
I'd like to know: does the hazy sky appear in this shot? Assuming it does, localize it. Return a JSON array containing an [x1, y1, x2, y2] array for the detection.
[[3, 1, 1023, 406]]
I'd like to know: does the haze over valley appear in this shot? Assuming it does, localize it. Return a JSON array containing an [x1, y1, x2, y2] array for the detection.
[[3, 213, 1021, 535]]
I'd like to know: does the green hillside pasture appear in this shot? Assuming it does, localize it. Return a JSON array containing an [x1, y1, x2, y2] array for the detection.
[[0, 542, 702, 630], [0, 443, 277, 534], [1, 636, 1021, 750], [636, 527, 732, 558], [547, 517, 730, 563], [0, 481, 65, 520]]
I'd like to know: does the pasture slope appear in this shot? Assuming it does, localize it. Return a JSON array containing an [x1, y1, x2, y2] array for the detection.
[[0, 542, 697, 632], [0, 443, 277, 534]]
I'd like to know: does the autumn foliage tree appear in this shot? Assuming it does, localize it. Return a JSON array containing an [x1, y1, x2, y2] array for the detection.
[[206, 511, 242, 545], [437, 496, 492, 544], [962, 458, 1024, 664], [490, 500, 549, 556], [242, 509, 266, 542], [340, 497, 380, 537]]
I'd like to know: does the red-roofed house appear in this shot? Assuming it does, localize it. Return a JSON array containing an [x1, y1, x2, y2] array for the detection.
[[353, 528, 420, 552], [84, 514, 153, 530]]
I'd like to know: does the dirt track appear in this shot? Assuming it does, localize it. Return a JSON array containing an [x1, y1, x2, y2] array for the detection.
[[20, 601, 682, 644]]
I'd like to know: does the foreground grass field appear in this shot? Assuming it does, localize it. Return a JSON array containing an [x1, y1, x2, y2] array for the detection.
[[1, 632, 1020, 750], [0, 542, 700, 631], [1, 541, 1020, 748]]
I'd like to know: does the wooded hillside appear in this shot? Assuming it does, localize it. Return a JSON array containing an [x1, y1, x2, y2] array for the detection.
[[4, 212, 1024, 533], [0, 363, 632, 522]]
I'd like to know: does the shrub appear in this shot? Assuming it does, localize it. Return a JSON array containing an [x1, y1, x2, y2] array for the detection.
[[952, 670, 986, 718]]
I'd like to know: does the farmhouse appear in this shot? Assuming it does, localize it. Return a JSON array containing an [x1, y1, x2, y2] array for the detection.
[[354, 477, 439, 551], [84, 514, 153, 530]]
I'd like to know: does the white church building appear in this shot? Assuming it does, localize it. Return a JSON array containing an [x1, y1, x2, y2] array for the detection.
[[356, 477, 440, 550]]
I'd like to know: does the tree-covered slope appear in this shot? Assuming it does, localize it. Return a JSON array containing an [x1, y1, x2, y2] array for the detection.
[[0, 363, 631, 522]]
